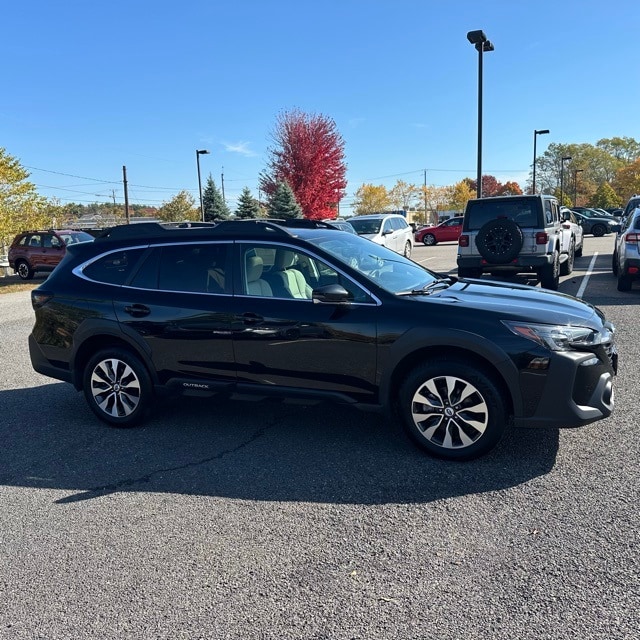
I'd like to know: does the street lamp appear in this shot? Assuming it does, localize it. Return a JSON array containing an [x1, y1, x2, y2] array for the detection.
[[573, 169, 584, 207], [467, 30, 494, 199], [560, 156, 572, 206], [532, 129, 550, 194], [196, 149, 210, 221]]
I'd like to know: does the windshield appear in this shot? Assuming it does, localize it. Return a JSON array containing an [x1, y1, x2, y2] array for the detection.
[[348, 218, 382, 235], [306, 232, 439, 294]]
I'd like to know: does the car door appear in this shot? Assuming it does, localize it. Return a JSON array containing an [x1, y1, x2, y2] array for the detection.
[[231, 241, 378, 402], [110, 242, 237, 388], [42, 233, 65, 269], [441, 218, 463, 242], [381, 218, 396, 250]]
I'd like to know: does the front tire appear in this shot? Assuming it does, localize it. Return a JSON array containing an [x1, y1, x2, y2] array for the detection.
[[591, 224, 606, 237], [423, 234, 436, 246], [83, 348, 153, 427], [16, 260, 34, 280], [398, 359, 508, 461]]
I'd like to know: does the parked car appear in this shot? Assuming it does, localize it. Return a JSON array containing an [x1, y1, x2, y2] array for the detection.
[[8, 229, 95, 280], [570, 210, 619, 237], [605, 208, 624, 217], [28, 220, 617, 461], [415, 217, 463, 246], [325, 219, 357, 234], [621, 195, 640, 221], [348, 213, 414, 257], [572, 207, 614, 218], [612, 205, 640, 291], [560, 207, 584, 259], [457, 194, 572, 289]]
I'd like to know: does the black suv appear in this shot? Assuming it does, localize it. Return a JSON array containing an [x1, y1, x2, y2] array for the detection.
[[8, 229, 94, 280], [457, 194, 571, 289], [29, 220, 617, 461]]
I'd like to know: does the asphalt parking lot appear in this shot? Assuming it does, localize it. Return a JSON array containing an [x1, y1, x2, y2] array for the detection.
[[0, 234, 638, 639]]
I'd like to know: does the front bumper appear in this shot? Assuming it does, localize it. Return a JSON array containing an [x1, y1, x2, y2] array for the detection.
[[512, 347, 616, 429]]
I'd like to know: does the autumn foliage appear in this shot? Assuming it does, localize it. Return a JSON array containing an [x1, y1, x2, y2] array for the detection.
[[260, 110, 347, 220]]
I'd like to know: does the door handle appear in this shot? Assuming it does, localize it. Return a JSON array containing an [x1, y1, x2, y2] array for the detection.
[[242, 313, 264, 325], [124, 304, 150, 317]]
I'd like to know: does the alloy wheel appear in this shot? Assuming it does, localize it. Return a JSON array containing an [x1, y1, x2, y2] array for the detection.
[[90, 358, 142, 418]]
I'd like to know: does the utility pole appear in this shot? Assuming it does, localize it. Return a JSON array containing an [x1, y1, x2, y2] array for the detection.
[[122, 166, 130, 224], [423, 169, 428, 223], [221, 167, 225, 203]]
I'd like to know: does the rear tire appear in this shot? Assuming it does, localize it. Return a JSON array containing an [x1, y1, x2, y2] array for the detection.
[[403, 241, 412, 258], [83, 348, 153, 427], [617, 273, 632, 292], [539, 251, 560, 290], [612, 251, 618, 276], [592, 224, 606, 237], [560, 240, 575, 276], [398, 359, 508, 461]]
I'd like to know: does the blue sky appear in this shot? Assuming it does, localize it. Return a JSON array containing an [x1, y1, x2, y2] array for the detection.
[[3, 0, 639, 215]]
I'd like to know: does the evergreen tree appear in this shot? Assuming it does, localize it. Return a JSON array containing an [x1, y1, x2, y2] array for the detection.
[[267, 181, 303, 219], [202, 174, 230, 221], [235, 186, 261, 219]]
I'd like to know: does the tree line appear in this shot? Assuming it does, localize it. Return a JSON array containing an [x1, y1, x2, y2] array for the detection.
[[3, 120, 640, 250]]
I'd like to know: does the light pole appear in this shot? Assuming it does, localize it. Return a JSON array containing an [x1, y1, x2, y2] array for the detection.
[[560, 156, 572, 206], [196, 149, 210, 221], [532, 129, 550, 194], [573, 169, 584, 207], [467, 30, 494, 199]]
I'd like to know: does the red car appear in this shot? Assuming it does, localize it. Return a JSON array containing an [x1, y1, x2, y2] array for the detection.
[[415, 216, 464, 246]]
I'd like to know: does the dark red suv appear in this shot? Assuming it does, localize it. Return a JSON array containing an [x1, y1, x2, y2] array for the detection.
[[8, 229, 94, 280]]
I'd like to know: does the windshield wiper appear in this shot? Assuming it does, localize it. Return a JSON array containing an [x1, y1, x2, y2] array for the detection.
[[397, 277, 455, 296]]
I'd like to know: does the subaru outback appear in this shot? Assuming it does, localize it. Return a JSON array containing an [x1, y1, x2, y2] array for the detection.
[[29, 220, 617, 461]]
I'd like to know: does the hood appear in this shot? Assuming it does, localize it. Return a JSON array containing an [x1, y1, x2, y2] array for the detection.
[[426, 278, 602, 328]]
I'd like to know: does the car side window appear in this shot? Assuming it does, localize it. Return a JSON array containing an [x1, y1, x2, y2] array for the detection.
[[544, 201, 553, 225], [83, 249, 148, 286], [28, 234, 42, 247], [382, 219, 393, 234], [156, 243, 229, 294]]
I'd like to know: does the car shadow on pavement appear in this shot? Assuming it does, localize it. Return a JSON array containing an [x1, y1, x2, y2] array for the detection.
[[0, 383, 560, 506]]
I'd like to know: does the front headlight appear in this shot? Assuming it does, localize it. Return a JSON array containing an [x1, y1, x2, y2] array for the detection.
[[502, 321, 611, 351]]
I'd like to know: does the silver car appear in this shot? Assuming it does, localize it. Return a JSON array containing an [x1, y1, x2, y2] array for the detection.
[[612, 206, 640, 291]]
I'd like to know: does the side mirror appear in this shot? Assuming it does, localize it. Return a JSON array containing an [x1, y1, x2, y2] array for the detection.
[[312, 284, 351, 304]]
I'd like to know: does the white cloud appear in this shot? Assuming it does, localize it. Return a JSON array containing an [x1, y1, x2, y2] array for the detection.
[[222, 141, 258, 157]]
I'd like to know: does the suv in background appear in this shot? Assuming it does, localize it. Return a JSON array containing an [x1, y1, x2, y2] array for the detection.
[[28, 220, 617, 461], [612, 205, 640, 291], [621, 195, 640, 222], [348, 214, 414, 258], [8, 229, 94, 280], [457, 194, 571, 290]]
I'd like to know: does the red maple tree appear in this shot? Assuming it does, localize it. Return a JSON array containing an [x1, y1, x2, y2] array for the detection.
[[260, 109, 347, 220]]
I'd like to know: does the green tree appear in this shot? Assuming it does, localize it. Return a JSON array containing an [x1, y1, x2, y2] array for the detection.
[[235, 186, 261, 219], [352, 184, 391, 215], [0, 148, 49, 248], [157, 190, 199, 222], [596, 137, 640, 163], [202, 175, 230, 221], [267, 182, 303, 219], [588, 182, 622, 208]]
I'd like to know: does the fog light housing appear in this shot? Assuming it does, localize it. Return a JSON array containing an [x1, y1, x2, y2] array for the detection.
[[580, 357, 600, 367], [527, 357, 550, 370]]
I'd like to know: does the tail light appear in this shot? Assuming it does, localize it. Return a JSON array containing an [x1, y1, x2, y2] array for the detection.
[[31, 290, 53, 309], [459, 235, 469, 247], [536, 232, 548, 244], [625, 233, 639, 244]]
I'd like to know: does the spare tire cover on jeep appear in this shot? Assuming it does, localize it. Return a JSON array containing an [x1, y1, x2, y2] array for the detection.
[[475, 218, 524, 264]]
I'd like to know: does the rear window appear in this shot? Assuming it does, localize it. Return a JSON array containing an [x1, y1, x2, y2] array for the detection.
[[465, 199, 539, 230]]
